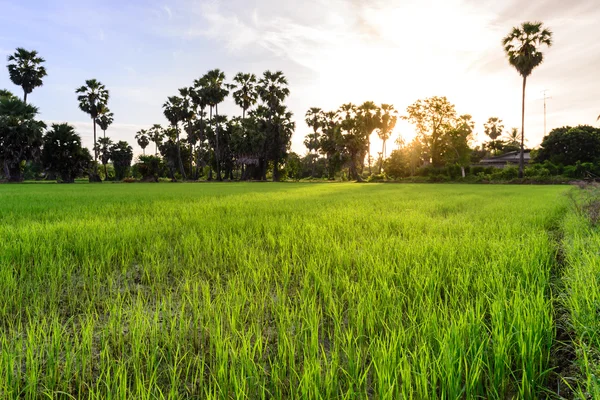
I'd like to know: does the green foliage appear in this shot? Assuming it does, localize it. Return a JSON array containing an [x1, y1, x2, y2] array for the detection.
[[6, 47, 47, 102], [41, 123, 92, 183], [110, 141, 133, 181], [76, 79, 109, 120], [0, 96, 45, 182], [536, 125, 600, 166], [0, 183, 570, 398], [503, 22, 553, 79], [135, 155, 163, 182], [405, 96, 457, 167]]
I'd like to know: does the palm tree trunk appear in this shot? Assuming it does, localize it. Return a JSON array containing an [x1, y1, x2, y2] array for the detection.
[[367, 140, 372, 175], [519, 76, 527, 178], [189, 144, 194, 180], [104, 163, 108, 180], [23, 91, 27, 104], [176, 125, 187, 180], [93, 119, 98, 162], [379, 140, 386, 174], [215, 104, 222, 181]]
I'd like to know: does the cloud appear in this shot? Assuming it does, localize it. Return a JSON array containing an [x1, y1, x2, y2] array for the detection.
[[163, 5, 173, 20]]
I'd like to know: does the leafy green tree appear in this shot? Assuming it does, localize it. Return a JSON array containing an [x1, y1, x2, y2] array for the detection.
[[135, 129, 150, 156], [76, 79, 109, 181], [0, 96, 45, 181], [405, 96, 457, 167], [230, 73, 258, 119], [378, 104, 397, 173], [95, 104, 114, 140], [110, 141, 134, 180], [7, 48, 47, 104], [135, 155, 163, 182], [444, 114, 474, 177], [42, 124, 91, 183], [384, 149, 410, 179], [503, 21, 553, 177], [536, 125, 600, 165], [94, 137, 113, 180]]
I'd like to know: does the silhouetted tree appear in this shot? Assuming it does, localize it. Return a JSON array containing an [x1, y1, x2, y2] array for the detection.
[[76, 79, 109, 181], [0, 96, 45, 181], [42, 123, 91, 183], [7, 48, 47, 104], [503, 21, 553, 177]]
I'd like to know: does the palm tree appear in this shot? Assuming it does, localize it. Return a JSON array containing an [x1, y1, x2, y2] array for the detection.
[[357, 101, 381, 175], [94, 137, 113, 180], [258, 71, 291, 181], [503, 21, 553, 178], [7, 48, 47, 104], [484, 117, 505, 155], [163, 95, 189, 180], [258, 71, 290, 114], [95, 104, 114, 140], [148, 124, 164, 156], [204, 69, 229, 181], [76, 79, 109, 181], [378, 104, 397, 173], [135, 129, 150, 156], [304, 107, 323, 178], [0, 96, 45, 181], [230, 73, 258, 119]]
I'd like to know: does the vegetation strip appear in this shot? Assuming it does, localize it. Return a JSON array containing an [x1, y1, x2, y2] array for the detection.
[[0, 183, 580, 398]]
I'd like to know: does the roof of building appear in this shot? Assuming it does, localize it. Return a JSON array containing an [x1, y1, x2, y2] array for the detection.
[[480, 151, 531, 164]]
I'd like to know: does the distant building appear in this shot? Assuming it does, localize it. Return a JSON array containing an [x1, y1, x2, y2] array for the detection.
[[478, 150, 532, 169]]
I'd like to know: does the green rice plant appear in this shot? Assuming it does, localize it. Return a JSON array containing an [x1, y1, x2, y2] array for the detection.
[[0, 183, 572, 398]]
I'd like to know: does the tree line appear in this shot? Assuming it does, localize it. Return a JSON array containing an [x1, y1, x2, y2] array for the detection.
[[0, 49, 295, 182], [6, 20, 598, 183], [299, 21, 556, 181]]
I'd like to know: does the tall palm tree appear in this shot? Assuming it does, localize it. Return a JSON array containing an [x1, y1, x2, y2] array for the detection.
[[148, 124, 164, 156], [7, 48, 47, 104], [163, 95, 189, 180], [95, 104, 114, 140], [258, 71, 290, 114], [503, 21, 553, 178], [76, 79, 109, 181], [190, 80, 209, 179], [304, 107, 323, 178], [378, 104, 397, 173], [230, 73, 258, 119], [357, 101, 382, 175], [135, 129, 150, 156], [204, 69, 229, 181], [258, 71, 291, 181]]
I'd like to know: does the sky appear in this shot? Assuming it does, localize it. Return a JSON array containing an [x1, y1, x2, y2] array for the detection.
[[0, 0, 599, 157]]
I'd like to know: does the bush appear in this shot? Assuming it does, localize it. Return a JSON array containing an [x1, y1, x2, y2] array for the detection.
[[367, 173, 387, 182], [136, 155, 163, 182]]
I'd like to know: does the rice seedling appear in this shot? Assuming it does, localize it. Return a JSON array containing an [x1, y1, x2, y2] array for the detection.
[[0, 183, 571, 398]]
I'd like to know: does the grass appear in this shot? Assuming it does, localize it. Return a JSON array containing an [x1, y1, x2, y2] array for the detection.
[[0, 183, 574, 398], [560, 185, 600, 398]]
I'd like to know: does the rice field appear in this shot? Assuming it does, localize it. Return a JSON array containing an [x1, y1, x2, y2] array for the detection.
[[0, 182, 586, 399]]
